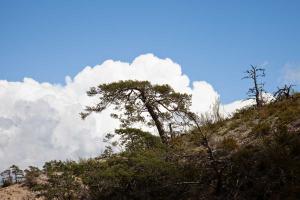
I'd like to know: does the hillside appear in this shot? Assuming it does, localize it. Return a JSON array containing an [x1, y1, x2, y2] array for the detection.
[[2, 93, 300, 200], [0, 183, 42, 200], [181, 93, 300, 151]]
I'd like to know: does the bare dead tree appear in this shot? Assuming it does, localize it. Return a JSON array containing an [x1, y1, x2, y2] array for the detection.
[[274, 84, 295, 101], [243, 65, 266, 107]]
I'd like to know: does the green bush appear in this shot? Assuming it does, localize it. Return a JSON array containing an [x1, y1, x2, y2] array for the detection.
[[25, 94, 300, 200], [24, 166, 41, 188]]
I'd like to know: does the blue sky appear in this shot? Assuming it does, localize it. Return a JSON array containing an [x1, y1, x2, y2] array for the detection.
[[0, 0, 300, 103]]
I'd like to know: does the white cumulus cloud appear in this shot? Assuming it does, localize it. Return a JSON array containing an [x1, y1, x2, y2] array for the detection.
[[0, 54, 249, 170]]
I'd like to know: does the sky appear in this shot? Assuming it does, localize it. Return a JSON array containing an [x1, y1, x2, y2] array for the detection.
[[0, 1, 300, 170], [1, 0, 300, 102]]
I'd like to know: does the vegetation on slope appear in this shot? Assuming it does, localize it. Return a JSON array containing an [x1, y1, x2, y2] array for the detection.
[[21, 89, 300, 200], [4, 69, 299, 199]]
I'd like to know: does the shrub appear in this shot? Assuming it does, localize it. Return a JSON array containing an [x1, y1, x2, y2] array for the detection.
[[251, 122, 271, 136], [24, 166, 41, 188], [219, 137, 239, 152]]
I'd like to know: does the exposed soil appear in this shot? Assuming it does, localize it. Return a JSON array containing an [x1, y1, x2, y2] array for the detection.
[[0, 184, 43, 200]]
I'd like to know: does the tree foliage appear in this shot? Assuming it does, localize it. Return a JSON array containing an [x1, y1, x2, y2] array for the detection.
[[24, 166, 41, 188], [112, 128, 164, 152], [22, 81, 300, 200], [80, 80, 192, 143]]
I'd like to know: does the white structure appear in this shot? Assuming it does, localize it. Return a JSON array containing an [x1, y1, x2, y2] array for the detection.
[[0, 166, 25, 186]]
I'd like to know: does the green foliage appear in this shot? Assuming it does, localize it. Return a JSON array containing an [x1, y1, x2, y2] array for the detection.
[[24, 166, 41, 189], [81, 150, 185, 199], [24, 84, 300, 200], [78, 128, 190, 199], [80, 80, 192, 143], [111, 128, 164, 152], [42, 171, 89, 200], [31, 161, 90, 200], [223, 127, 300, 199]]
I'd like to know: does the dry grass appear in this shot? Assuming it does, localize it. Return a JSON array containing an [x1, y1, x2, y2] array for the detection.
[[0, 184, 43, 200]]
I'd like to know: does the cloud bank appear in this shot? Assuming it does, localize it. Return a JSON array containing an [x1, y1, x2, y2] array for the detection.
[[0, 54, 249, 170]]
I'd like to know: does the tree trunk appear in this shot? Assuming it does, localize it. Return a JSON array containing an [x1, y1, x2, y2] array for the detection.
[[145, 102, 167, 144], [140, 91, 167, 144], [253, 70, 261, 107]]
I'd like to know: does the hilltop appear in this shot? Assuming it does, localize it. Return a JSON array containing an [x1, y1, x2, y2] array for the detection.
[[1, 93, 299, 200]]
